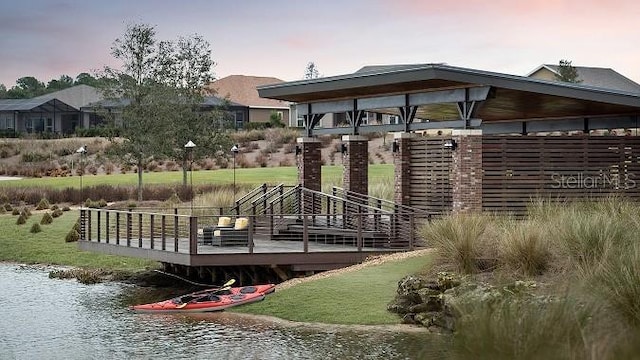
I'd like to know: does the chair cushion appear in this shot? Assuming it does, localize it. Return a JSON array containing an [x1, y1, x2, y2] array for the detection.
[[234, 217, 248, 230], [218, 217, 232, 227]]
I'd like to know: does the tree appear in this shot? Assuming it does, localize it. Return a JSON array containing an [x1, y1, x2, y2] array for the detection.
[[6, 76, 46, 98], [555, 59, 582, 83], [47, 75, 74, 92], [100, 23, 172, 201], [0, 84, 6, 99], [75, 72, 100, 86], [100, 23, 230, 198], [303, 61, 320, 79]]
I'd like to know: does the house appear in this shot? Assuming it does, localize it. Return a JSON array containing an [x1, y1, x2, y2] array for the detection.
[[0, 85, 102, 135], [527, 64, 640, 93], [207, 75, 292, 129], [81, 95, 246, 128]]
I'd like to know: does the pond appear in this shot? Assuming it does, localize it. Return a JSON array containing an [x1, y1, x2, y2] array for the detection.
[[0, 264, 446, 359]]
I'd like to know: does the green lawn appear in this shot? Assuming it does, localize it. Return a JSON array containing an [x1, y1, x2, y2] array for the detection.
[[0, 210, 157, 271], [235, 253, 432, 325], [0, 164, 393, 189]]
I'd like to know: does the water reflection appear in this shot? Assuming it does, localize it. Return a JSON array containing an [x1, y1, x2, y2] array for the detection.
[[0, 264, 445, 359]]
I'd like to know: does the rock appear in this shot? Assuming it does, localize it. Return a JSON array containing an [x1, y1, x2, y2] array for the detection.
[[401, 313, 417, 325], [410, 296, 444, 313], [396, 275, 425, 295]]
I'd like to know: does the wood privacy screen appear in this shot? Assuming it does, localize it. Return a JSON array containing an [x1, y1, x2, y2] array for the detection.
[[405, 135, 640, 216], [407, 137, 452, 215], [482, 136, 640, 215]]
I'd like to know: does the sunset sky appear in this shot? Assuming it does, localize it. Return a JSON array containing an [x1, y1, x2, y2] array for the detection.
[[1, 0, 639, 87]]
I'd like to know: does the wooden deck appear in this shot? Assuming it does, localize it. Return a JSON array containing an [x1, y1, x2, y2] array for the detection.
[[78, 208, 419, 273]]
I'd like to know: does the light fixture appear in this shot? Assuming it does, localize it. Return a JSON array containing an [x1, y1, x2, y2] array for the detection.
[[340, 143, 347, 154], [443, 139, 457, 150], [392, 140, 399, 153], [295, 145, 302, 155], [184, 141, 196, 213], [231, 144, 239, 197]]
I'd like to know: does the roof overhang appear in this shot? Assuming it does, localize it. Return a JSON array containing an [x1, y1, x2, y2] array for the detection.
[[258, 64, 640, 128]]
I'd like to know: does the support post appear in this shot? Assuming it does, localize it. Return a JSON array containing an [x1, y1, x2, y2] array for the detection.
[[451, 129, 483, 213], [393, 132, 416, 207]]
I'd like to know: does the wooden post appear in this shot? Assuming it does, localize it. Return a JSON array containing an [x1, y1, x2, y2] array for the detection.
[[302, 214, 309, 253], [138, 213, 143, 248], [248, 216, 254, 254], [105, 211, 109, 244], [161, 215, 166, 250], [96, 211, 101, 243], [357, 213, 363, 252], [174, 209, 179, 252], [189, 216, 197, 255], [116, 212, 120, 245], [150, 214, 155, 249], [87, 210, 92, 241]]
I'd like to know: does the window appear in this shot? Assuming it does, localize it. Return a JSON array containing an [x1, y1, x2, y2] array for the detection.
[[276, 111, 283, 120], [45, 118, 53, 132], [235, 111, 245, 130], [389, 115, 400, 125], [297, 114, 305, 128]]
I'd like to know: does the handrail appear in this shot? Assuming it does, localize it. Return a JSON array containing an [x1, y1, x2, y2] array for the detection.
[[301, 187, 395, 214], [267, 184, 301, 210], [251, 183, 284, 206], [232, 183, 267, 214], [332, 186, 431, 216]]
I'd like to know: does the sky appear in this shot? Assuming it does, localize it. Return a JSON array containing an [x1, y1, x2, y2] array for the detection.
[[2, 0, 640, 87]]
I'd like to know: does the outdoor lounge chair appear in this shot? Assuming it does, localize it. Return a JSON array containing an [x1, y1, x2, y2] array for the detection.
[[211, 217, 249, 246], [201, 217, 233, 245]]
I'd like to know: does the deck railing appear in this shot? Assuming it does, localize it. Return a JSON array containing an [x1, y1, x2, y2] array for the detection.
[[79, 207, 426, 255]]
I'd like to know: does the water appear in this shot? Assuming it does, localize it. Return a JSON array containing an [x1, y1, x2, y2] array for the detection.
[[0, 264, 445, 359]]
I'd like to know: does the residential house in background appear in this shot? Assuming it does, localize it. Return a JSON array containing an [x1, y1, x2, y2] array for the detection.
[[527, 64, 640, 93], [0, 85, 102, 135], [207, 75, 291, 129], [81, 95, 246, 128]]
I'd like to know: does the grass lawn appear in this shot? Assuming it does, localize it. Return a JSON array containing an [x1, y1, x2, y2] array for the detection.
[[235, 253, 432, 325], [1, 164, 394, 190], [0, 210, 157, 271]]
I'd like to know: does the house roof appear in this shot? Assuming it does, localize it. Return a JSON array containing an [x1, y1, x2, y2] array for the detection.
[[527, 64, 640, 93], [0, 84, 102, 113], [208, 75, 290, 109], [0, 98, 77, 113]]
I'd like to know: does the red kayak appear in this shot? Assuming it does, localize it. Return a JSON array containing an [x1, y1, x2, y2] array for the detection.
[[131, 284, 276, 313]]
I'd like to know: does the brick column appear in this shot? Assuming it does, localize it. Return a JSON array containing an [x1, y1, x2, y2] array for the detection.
[[393, 132, 416, 207], [342, 135, 369, 196], [297, 137, 321, 191], [451, 129, 483, 213]]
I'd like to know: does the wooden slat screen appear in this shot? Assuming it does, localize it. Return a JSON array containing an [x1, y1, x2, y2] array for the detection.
[[482, 135, 640, 215], [408, 137, 453, 215]]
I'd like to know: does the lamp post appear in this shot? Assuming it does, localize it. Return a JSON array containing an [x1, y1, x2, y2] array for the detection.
[[185, 140, 196, 213], [231, 144, 239, 197], [76, 145, 87, 207]]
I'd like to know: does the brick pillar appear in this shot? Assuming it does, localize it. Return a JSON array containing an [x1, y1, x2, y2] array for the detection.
[[393, 132, 416, 207], [297, 137, 321, 191], [342, 135, 369, 196], [451, 129, 483, 213]]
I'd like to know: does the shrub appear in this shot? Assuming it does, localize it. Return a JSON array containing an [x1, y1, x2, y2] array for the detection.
[[65, 230, 80, 243], [419, 212, 493, 273], [30, 223, 42, 233], [498, 219, 551, 276], [40, 212, 54, 225], [452, 296, 591, 359], [16, 214, 26, 225], [62, 206, 70, 211], [20, 207, 31, 218], [36, 198, 50, 210], [4, 203, 12, 211], [11, 208, 19, 216], [72, 218, 80, 233], [50, 204, 59, 211], [51, 208, 64, 218]]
